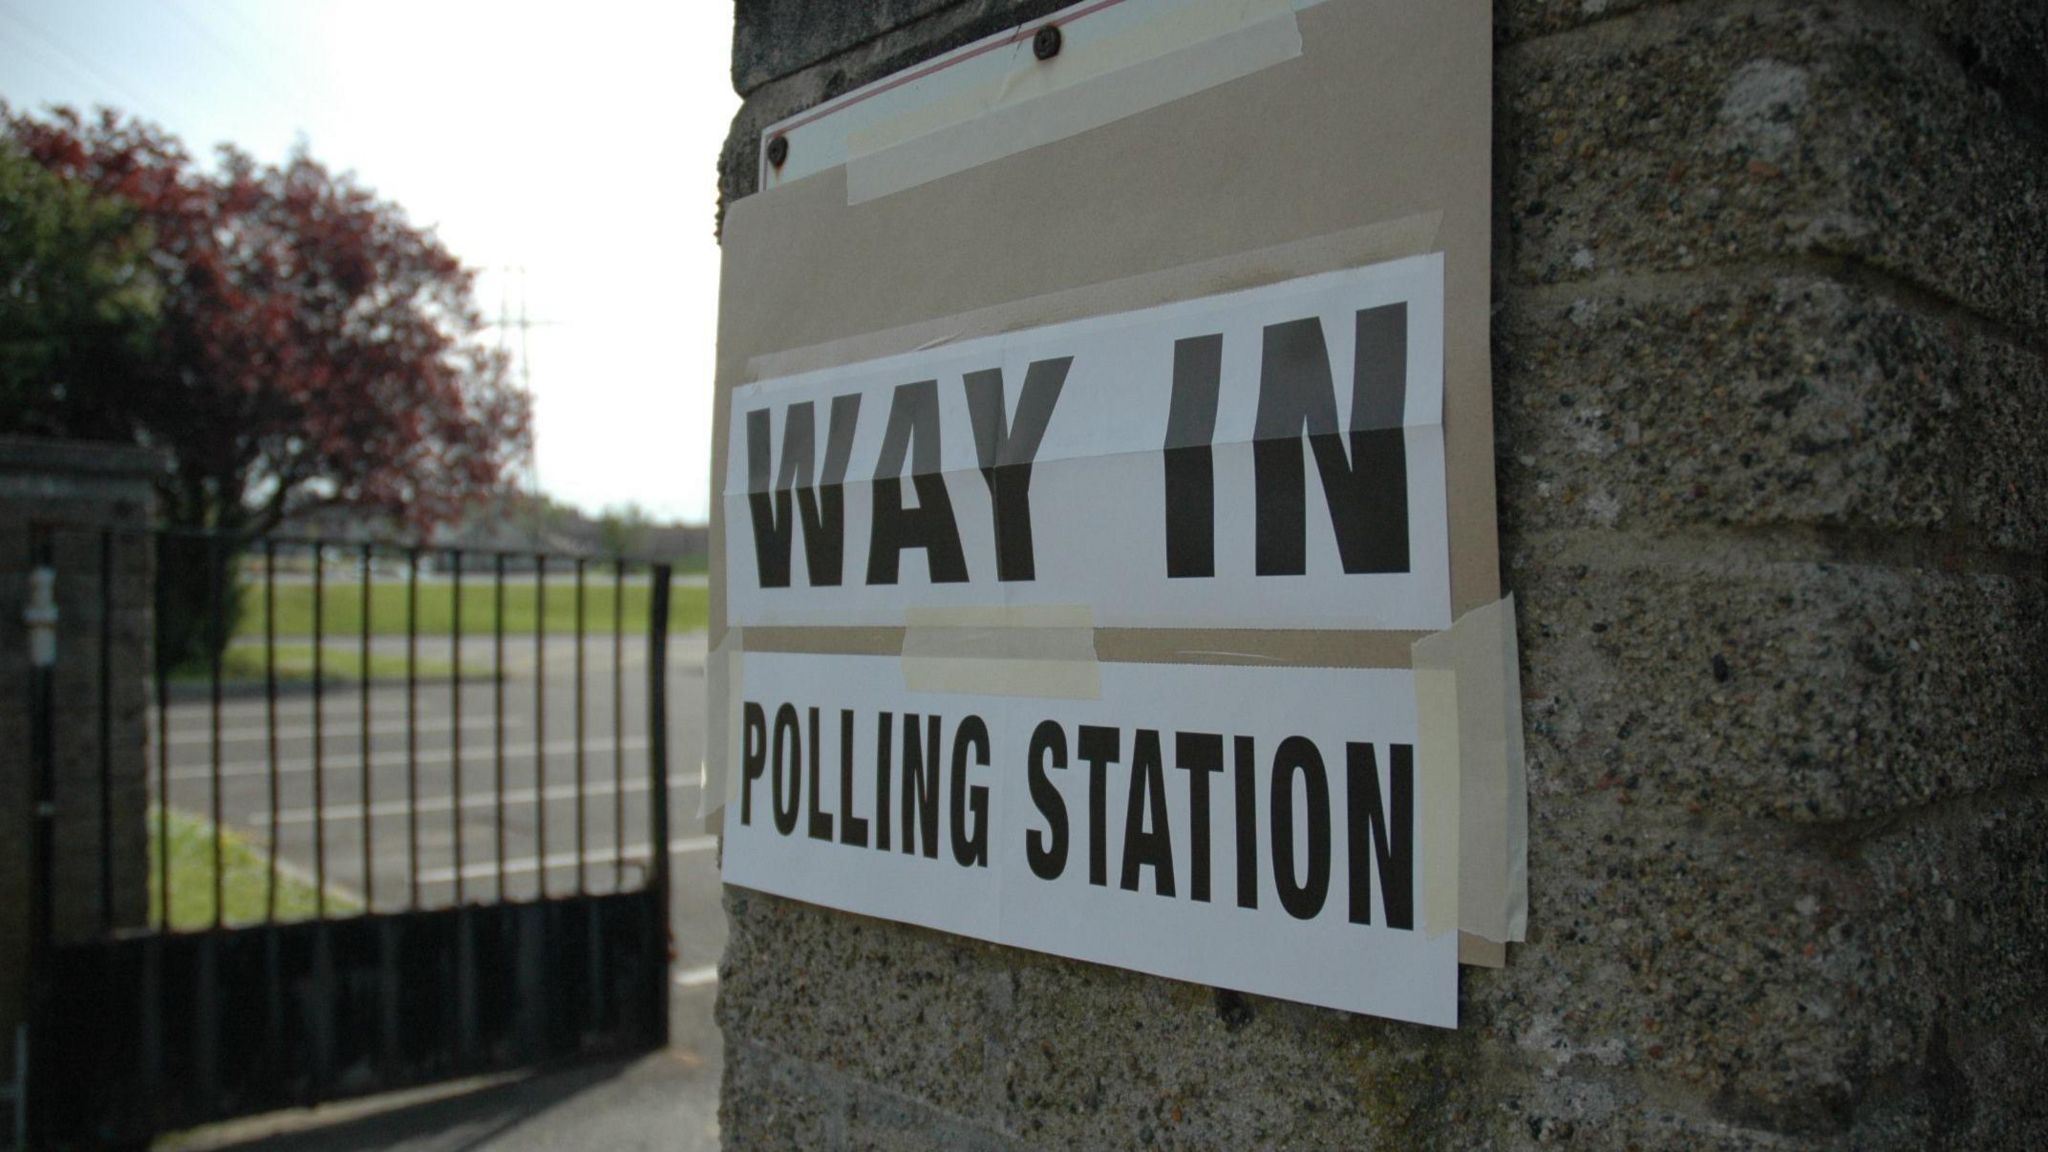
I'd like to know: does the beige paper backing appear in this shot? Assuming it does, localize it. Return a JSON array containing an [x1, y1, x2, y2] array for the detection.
[[710, 0, 1504, 957]]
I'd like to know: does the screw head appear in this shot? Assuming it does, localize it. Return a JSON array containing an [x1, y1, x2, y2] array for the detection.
[[1033, 23, 1062, 61], [766, 135, 789, 169]]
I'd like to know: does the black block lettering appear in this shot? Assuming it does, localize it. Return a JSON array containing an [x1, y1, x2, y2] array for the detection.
[[1347, 742, 1415, 930], [1164, 334, 1221, 578], [771, 703, 802, 837], [1270, 735, 1332, 920], [1253, 306, 1410, 576], [868, 380, 969, 585], [838, 709, 868, 848], [1234, 735, 1258, 909], [901, 713, 942, 859], [1175, 732, 1223, 902], [1120, 729, 1176, 897], [806, 707, 833, 842], [745, 394, 860, 587], [740, 702, 767, 826], [1078, 725, 1120, 888], [950, 714, 991, 867], [875, 712, 894, 852], [1026, 720, 1069, 881], [963, 358, 1069, 582]]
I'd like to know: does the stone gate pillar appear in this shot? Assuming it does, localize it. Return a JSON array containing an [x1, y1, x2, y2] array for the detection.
[[0, 437, 161, 1097], [710, 2, 2047, 1147]]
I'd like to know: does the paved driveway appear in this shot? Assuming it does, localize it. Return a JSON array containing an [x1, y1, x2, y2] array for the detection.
[[154, 631, 723, 1150]]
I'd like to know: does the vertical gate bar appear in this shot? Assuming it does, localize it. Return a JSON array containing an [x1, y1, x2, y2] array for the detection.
[[613, 560, 625, 890], [99, 529, 115, 934], [408, 548, 421, 910], [586, 899, 603, 1039], [450, 549, 465, 906], [448, 545, 464, 906], [313, 922, 335, 1092], [195, 932, 219, 1117], [534, 555, 547, 899], [208, 532, 225, 929], [27, 524, 55, 962], [265, 541, 279, 923], [647, 563, 673, 1046], [264, 929, 283, 1092], [575, 558, 587, 897], [141, 936, 162, 1130], [360, 543, 375, 913], [493, 553, 507, 901], [378, 919, 401, 1071], [312, 541, 327, 919], [457, 907, 477, 1063], [157, 535, 171, 928]]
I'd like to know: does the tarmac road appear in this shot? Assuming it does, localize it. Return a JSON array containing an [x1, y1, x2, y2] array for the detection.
[[154, 630, 724, 1150]]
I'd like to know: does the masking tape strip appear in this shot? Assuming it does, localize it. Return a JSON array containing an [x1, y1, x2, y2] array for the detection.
[[743, 210, 1444, 386], [1414, 667, 1460, 942], [901, 605, 1101, 700], [699, 627, 746, 826], [845, 0, 1302, 205], [1412, 595, 1529, 967]]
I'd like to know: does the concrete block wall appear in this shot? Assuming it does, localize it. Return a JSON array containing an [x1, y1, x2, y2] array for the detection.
[[0, 438, 161, 1086], [715, 1, 2048, 1147]]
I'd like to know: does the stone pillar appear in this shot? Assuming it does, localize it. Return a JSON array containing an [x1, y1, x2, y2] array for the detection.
[[0, 437, 162, 1087], [714, 2, 2048, 1147]]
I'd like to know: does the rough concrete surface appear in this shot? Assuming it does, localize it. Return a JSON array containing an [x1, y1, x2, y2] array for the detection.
[[714, 0, 2048, 1147]]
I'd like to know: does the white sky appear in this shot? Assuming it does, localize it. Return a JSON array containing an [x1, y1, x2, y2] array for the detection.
[[0, 0, 738, 523]]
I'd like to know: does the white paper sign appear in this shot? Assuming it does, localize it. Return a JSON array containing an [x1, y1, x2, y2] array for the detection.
[[720, 652, 1458, 1028], [724, 255, 1450, 631]]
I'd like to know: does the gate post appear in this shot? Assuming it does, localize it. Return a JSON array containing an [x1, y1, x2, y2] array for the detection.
[[646, 563, 673, 1048], [0, 437, 165, 1130]]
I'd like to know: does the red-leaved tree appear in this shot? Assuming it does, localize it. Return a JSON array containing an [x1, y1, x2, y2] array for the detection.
[[5, 106, 530, 665], [5, 106, 530, 538]]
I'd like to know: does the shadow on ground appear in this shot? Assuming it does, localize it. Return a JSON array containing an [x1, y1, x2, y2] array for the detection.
[[159, 987, 721, 1152]]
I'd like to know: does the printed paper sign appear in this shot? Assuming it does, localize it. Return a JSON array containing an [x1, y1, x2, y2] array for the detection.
[[720, 652, 1458, 1028], [724, 255, 1450, 631]]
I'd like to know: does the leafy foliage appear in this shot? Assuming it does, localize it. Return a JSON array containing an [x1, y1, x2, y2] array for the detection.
[[2, 106, 530, 536]]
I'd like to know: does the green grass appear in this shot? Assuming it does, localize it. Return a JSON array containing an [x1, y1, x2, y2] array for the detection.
[[171, 644, 479, 685], [237, 579, 709, 640], [149, 806, 357, 929]]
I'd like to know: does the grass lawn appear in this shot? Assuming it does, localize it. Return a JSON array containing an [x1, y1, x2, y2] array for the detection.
[[172, 644, 478, 685], [149, 806, 357, 929], [238, 578, 709, 640]]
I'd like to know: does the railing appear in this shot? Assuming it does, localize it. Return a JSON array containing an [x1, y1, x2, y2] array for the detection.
[[137, 530, 677, 933], [20, 523, 680, 1147]]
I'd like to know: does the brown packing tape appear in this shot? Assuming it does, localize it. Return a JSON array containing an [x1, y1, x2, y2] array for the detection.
[[1412, 595, 1529, 968]]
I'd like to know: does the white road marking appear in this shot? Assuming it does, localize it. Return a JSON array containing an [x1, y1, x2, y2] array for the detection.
[[166, 736, 648, 782], [414, 836, 717, 884], [167, 714, 510, 747], [249, 776, 655, 825]]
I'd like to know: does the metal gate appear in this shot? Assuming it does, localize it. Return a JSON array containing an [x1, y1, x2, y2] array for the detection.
[[19, 527, 676, 1149]]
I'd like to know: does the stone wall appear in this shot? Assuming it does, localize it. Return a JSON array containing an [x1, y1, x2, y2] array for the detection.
[[714, 1, 2048, 1147], [0, 437, 161, 1087]]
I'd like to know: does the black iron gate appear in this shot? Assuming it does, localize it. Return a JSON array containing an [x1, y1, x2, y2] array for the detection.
[[20, 527, 676, 1149]]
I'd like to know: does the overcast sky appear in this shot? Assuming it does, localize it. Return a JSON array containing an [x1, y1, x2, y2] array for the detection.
[[0, 0, 737, 522]]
